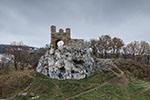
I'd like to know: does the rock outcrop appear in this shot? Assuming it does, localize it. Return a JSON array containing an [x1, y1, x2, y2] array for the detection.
[[36, 46, 95, 79]]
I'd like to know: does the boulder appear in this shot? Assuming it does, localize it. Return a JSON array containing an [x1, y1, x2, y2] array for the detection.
[[36, 46, 95, 79], [17, 92, 27, 97], [28, 92, 35, 97]]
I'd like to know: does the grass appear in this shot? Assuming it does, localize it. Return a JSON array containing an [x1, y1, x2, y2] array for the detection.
[[70, 79, 150, 100], [27, 73, 150, 100], [27, 72, 111, 100], [71, 83, 126, 100], [0, 69, 35, 98], [127, 79, 150, 100], [1, 63, 150, 100]]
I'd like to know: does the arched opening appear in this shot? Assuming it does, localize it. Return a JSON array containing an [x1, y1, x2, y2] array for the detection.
[[56, 40, 64, 49]]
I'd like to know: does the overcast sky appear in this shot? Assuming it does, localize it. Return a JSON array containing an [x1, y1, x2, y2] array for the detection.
[[0, 0, 150, 47]]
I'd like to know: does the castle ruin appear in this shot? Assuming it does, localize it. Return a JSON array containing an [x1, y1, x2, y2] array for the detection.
[[50, 25, 84, 49]]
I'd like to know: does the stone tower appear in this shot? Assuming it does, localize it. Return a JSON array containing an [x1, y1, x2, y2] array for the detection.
[[50, 25, 71, 49], [50, 25, 84, 49]]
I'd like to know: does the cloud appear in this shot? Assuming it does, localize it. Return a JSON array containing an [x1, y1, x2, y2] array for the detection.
[[0, 0, 150, 47]]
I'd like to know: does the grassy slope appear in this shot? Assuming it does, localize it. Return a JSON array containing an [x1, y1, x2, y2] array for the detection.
[[0, 61, 150, 100]]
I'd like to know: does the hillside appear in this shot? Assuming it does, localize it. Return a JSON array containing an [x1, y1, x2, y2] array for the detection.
[[0, 59, 150, 100], [0, 44, 39, 54]]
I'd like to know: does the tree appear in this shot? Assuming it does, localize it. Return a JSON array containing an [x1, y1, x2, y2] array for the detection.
[[90, 39, 99, 57], [138, 41, 150, 55], [111, 37, 124, 54], [126, 41, 150, 56], [6, 41, 29, 70], [126, 41, 140, 56], [99, 35, 112, 58]]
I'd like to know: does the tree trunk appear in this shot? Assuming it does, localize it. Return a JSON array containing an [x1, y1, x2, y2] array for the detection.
[[14, 63, 18, 70]]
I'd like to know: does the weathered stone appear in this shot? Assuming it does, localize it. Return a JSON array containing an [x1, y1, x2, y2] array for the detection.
[[28, 92, 35, 97], [36, 46, 95, 79], [49, 48, 55, 55], [17, 92, 27, 97], [31, 96, 39, 100], [50, 25, 84, 49], [55, 60, 64, 69]]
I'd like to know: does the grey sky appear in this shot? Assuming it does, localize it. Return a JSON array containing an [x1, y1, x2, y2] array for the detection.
[[0, 0, 150, 47]]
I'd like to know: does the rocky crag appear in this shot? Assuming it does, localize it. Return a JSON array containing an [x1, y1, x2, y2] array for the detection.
[[36, 46, 97, 79]]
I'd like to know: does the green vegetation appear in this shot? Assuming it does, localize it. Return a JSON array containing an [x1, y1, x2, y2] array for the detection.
[[27, 72, 111, 100], [1, 59, 150, 100]]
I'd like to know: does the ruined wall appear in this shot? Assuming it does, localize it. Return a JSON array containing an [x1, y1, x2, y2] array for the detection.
[[50, 25, 84, 49], [67, 39, 84, 49]]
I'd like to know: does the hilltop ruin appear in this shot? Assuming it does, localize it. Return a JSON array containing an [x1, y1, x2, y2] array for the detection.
[[36, 25, 111, 79], [50, 25, 84, 49]]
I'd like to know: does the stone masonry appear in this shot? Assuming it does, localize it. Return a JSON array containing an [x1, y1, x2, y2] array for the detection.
[[50, 25, 84, 49]]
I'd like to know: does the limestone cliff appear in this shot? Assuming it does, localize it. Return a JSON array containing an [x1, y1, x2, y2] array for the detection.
[[36, 46, 95, 79]]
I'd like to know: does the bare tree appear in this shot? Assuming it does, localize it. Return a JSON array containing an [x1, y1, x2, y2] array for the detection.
[[19, 43, 30, 70], [99, 35, 112, 58], [138, 41, 150, 55], [6, 41, 29, 70], [126, 41, 140, 56], [90, 39, 99, 57], [125, 41, 150, 56], [111, 37, 124, 54], [122, 47, 127, 55]]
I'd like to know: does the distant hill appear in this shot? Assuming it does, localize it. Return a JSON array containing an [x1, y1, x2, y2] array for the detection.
[[0, 44, 40, 54], [0, 44, 9, 53]]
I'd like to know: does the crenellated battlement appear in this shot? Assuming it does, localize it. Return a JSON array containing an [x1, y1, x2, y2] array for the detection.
[[51, 25, 71, 34], [50, 25, 84, 49]]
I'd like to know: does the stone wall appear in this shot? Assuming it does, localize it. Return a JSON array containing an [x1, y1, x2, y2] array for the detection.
[[50, 25, 71, 49], [50, 25, 84, 49], [67, 39, 84, 49]]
